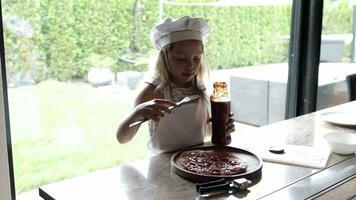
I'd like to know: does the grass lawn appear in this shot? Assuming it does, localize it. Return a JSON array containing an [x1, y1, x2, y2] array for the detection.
[[8, 80, 149, 193]]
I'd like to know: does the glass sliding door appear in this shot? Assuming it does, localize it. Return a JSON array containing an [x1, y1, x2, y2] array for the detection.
[[1, 0, 151, 196], [317, 0, 355, 109], [1, 0, 295, 197]]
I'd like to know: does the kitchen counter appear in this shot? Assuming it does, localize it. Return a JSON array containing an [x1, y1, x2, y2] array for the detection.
[[39, 101, 356, 200]]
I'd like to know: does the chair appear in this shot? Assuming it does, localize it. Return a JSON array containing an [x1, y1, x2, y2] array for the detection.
[[346, 73, 356, 101]]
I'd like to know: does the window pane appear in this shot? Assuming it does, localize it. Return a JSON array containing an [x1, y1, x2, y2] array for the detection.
[[2, 0, 150, 195], [318, 0, 355, 109]]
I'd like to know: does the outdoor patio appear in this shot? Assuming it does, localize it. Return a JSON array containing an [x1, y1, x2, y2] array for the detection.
[[226, 62, 356, 126]]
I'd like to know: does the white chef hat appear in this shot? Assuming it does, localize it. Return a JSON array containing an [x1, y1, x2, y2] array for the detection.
[[150, 16, 211, 50]]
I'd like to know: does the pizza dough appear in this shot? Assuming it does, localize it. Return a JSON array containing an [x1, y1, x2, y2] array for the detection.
[[179, 150, 247, 176]]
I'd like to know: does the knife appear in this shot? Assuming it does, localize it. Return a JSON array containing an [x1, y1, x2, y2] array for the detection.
[[128, 95, 201, 128]]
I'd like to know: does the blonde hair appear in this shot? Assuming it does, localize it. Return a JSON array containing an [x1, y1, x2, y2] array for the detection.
[[153, 42, 209, 99]]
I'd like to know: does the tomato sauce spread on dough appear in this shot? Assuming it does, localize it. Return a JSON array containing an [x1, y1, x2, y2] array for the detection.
[[179, 150, 247, 175]]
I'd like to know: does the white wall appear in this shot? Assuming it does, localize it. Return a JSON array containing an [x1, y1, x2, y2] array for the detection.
[[0, 61, 12, 199]]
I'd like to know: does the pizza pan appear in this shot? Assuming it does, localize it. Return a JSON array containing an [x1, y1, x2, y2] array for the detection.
[[171, 145, 263, 183]]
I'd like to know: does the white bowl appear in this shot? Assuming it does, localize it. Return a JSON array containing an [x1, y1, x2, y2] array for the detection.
[[324, 132, 356, 155]]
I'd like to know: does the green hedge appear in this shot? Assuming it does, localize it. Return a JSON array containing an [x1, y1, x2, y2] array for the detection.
[[163, 5, 291, 68], [323, 0, 352, 34], [2, 0, 352, 82]]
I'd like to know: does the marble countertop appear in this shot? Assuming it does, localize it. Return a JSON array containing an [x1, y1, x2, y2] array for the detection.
[[39, 101, 356, 200]]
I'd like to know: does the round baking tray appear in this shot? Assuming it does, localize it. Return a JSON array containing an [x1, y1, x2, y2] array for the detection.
[[171, 145, 263, 182]]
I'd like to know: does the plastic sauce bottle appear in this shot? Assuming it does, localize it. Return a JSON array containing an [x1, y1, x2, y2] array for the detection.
[[210, 81, 231, 146]]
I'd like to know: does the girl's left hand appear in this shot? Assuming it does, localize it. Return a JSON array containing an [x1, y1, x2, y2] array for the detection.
[[226, 112, 235, 133]]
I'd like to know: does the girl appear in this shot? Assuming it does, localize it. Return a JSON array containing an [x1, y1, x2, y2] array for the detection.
[[116, 16, 235, 154]]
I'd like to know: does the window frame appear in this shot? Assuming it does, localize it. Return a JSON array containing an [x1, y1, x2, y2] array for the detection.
[[0, 2, 16, 199], [286, 0, 323, 118]]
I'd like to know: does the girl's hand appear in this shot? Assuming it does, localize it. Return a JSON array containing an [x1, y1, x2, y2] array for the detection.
[[133, 99, 176, 122], [226, 112, 235, 133], [207, 113, 236, 133]]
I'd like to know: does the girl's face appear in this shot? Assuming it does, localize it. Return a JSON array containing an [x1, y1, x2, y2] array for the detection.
[[167, 40, 203, 87]]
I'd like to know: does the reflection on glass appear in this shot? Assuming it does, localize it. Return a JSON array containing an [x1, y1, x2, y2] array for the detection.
[[2, 0, 292, 196]]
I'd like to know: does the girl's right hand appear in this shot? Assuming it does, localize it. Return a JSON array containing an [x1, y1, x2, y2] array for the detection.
[[132, 99, 177, 122]]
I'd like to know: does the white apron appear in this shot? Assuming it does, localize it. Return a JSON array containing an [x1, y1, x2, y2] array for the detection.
[[148, 98, 208, 154]]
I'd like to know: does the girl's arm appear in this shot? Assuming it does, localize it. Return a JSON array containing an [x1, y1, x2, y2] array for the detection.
[[116, 84, 176, 144]]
